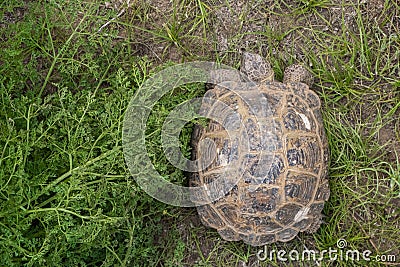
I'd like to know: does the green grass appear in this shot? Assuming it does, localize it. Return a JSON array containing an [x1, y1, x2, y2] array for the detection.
[[1, 0, 399, 266]]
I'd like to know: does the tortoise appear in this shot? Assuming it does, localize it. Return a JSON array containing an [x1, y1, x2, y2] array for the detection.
[[190, 52, 330, 246]]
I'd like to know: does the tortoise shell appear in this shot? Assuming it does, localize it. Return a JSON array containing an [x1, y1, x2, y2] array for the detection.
[[190, 53, 330, 246]]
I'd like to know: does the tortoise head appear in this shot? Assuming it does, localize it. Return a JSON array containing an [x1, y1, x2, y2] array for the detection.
[[240, 52, 274, 83]]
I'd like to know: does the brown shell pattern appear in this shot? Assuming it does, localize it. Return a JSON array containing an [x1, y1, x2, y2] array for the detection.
[[190, 80, 330, 246]]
